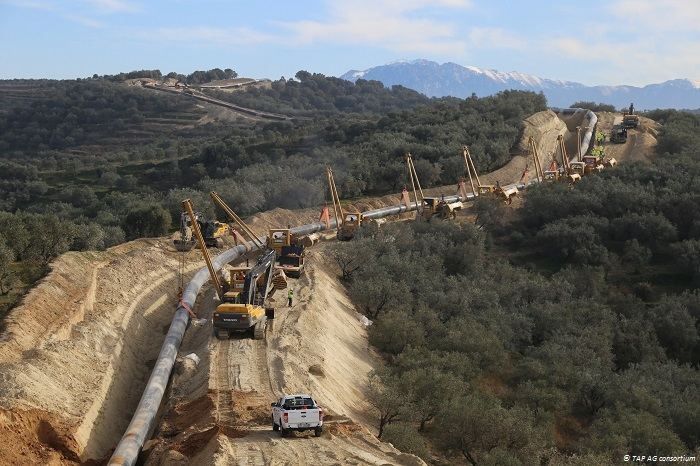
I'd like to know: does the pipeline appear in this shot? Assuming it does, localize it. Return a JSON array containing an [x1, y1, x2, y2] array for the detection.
[[551, 107, 598, 159], [108, 112, 591, 464]]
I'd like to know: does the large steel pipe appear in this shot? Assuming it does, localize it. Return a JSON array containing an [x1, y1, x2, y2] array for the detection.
[[108, 111, 593, 464]]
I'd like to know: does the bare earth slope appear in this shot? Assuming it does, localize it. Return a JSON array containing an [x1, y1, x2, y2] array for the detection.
[[0, 239, 204, 463], [143, 246, 425, 465]]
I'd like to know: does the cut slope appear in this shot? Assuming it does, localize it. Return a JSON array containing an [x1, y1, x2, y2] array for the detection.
[[143, 246, 425, 465], [0, 239, 205, 463]]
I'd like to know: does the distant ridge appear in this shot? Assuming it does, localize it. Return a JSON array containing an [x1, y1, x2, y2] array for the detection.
[[340, 60, 700, 109]]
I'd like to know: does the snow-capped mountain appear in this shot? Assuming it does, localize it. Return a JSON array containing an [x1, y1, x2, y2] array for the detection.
[[339, 60, 700, 109]]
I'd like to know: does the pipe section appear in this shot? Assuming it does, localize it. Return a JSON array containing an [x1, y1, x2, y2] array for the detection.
[[108, 112, 590, 464]]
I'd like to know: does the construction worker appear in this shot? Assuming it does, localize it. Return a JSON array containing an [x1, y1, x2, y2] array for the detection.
[[288, 288, 294, 306]]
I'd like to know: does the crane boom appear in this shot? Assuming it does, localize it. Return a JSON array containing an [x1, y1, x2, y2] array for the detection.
[[405, 153, 424, 208], [528, 137, 545, 183], [326, 166, 344, 232], [210, 191, 265, 250], [182, 199, 224, 301]]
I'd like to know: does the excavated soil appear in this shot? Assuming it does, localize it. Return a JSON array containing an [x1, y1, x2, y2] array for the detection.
[[0, 239, 205, 463], [0, 108, 621, 464], [596, 112, 659, 163], [144, 247, 425, 465]]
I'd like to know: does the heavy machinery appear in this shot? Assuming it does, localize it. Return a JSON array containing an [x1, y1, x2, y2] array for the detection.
[[326, 166, 364, 240], [209, 191, 301, 280], [173, 211, 228, 251], [462, 146, 519, 203], [557, 135, 582, 183], [582, 155, 604, 174], [268, 228, 305, 278], [610, 125, 628, 143], [528, 137, 546, 184], [182, 198, 278, 340], [622, 103, 640, 128], [405, 153, 463, 219]]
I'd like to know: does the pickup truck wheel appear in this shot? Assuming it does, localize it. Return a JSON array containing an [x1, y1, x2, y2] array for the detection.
[[272, 417, 279, 431], [280, 426, 289, 438], [314, 426, 323, 437]]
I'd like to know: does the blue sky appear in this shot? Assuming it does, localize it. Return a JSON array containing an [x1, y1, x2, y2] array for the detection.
[[1, 0, 699, 86]]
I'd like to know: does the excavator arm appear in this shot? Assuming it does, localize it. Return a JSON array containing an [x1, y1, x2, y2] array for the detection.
[[241, 249, 277, 306]]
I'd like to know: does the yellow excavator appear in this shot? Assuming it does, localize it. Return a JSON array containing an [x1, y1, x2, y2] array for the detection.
[[327, 166, 364, 240], [462, 146, 519, 204], [173, 211, 228, 251], [182, 198, 278, 340]]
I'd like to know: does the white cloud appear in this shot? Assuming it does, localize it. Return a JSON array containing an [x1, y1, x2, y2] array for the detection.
[[83, 0, 139, 13], [468, 27, 524, 50], [152, 27, 277, 46], [608, 0, 700, 31], [276, 0, 471, 55]]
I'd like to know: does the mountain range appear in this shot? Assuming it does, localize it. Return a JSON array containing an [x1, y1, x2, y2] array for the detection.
[[339, 60, 700, 110]]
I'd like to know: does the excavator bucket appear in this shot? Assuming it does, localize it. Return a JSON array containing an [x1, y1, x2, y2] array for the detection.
[[272, 269, 288, 290], [173, 238, 195, 252]]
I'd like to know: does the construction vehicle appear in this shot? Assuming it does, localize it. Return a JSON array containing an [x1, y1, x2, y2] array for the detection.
[[528, 137, 546, 184], [405, 153, 463, 219], [326, 166, 364, 240], [173, 211, 228, 251], [209, 191, 306, 278], [610, 125, 628, 143], [209, 192, 295, 286], [268, 228, 305, 278], [422, 196, 463, 220], [557, 135, 582, 183], [462, 146, 519, 203], [182, 198, 279, 340], [582, 155, 605, 175], [622, 103, 640, 128]]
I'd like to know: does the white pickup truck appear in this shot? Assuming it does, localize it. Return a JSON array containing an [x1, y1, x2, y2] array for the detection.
[[271, 394, 324, 437]]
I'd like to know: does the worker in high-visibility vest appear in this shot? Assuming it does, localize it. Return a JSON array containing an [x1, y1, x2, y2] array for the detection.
[[288, 289, 294, 307]]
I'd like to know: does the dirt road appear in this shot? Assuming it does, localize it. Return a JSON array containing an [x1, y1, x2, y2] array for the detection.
[[596, 112, 659, 163], [144, 247, 425, 465]]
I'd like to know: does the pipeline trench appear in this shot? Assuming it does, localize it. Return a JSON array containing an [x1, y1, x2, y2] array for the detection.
[[0, 108, 634, 465]]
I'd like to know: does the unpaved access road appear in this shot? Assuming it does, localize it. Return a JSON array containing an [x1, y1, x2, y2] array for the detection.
[[143, 246, 425, 465], [596, 112, 659, 163]]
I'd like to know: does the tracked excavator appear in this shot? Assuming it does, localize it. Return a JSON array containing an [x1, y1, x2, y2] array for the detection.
[[182, 198, 280, 340], [462, 146, 519, 204], [327, 166, 364, 240], [405, 152, 463, 220], [173, 211, 228, 251]]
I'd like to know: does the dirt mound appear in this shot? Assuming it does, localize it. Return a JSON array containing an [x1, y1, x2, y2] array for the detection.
[[0, 238, 205, 462], [0, 408, 80, 465]]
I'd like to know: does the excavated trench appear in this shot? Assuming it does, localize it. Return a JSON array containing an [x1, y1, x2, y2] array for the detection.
[[0, 109, 598, 465], [0, 240, 204, 464]]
